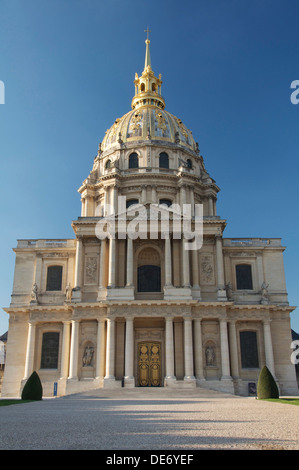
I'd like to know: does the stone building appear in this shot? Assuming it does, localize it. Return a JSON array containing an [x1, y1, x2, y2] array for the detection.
[[1, 37, 298, 397]]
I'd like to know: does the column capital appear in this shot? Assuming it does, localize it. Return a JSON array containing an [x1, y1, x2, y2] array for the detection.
[[219, 317, 228, 324], [165, 314, 174, 321], [125, 314, 134, 322], [183, 315, 193, 322], [193, 317, 202, 323]]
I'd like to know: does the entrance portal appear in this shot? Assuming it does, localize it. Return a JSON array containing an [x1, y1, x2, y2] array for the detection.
[[137, 342, 162, 387]]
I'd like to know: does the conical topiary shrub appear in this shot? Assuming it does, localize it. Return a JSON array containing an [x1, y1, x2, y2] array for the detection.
[[257, 365, 279, 399], [21, 371, 43, 400]]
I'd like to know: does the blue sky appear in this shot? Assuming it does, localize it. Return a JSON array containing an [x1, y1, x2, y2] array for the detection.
[[0, 0, 298, 335]]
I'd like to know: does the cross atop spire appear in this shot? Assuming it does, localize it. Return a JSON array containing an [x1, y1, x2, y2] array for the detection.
[[144, 27, 151, 41], [144, 27, 151, 69]]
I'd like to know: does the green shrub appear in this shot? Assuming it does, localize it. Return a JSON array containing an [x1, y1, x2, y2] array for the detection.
[[257, 365, 279, 399], [21, 371, 43, 400]]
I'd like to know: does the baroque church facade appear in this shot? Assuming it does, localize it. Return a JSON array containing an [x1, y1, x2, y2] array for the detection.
[[1, 37, 297, 397]]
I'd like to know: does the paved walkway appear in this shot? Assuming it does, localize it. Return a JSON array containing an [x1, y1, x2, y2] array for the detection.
[[0, 387, 298, 450]]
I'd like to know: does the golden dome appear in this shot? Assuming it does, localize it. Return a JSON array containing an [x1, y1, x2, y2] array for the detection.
[[101, 35, 197, 154], [101, 107, 197, 152]]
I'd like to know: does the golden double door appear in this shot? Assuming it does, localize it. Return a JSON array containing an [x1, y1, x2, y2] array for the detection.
[[138, 342, 162, 387]]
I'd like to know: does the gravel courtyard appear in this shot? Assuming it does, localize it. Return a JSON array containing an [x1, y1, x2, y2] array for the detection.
[[0, 387, 298, 450]]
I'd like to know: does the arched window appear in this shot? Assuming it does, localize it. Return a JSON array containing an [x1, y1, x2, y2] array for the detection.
[[129, 152, 139, 169], [46, 266, 63, 291], [126, 199, 139, 208], [236, 264, 253, 290], [159, 152, 169, 169], [187, 159, 192, 169], [40, 332, 59, 369], [105, 159, 111, 169], [137, 247, 161, 292], [140, 83, 145, 92], [159, 199, 172, 207]]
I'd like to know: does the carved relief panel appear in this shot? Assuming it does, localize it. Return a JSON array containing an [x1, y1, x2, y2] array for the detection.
[[85, 256, 98, 285], [79, 321, 97, 379], [84, 241, 100, 286], [202, 320, 220, 379], [199, 253, 215, 285]]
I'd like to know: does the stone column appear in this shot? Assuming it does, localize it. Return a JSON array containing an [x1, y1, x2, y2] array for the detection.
[[190, 186, 195, 217], [213, 199, 217, 216], [74, 237, 83, 289], [165, 317, 175, 384], [33, 255, 42, 290], [208, 196, 214, 216], [151, 185, 157, 203], [85, 196, 94, 216], [104, 186, 109, 216], [69, 320, 79, 380], [184, 317, 195, 382], [110, 184, 118, 215], [194, 319, 205, 381], [81, 198, 86, 217], [95, 318, 106, 380], [108, 238, 116, 288], [256, 252, 264, 290], [126, 237, 133, 287], [220, 319, 231, 380], [263, 320, 276, 378], [60, 321, 71, 379], [99, 239, 106, 289], [141, 185, 147, 204], [180, 184, 187, 207], [182, 238, 190, 287], [164, 236, 172, 287], [97, 239, 107, 300], [228, 320, 239, 379], [191, 249, 201, 299], [216, 236, 227, 300], [124, 316, 134, 387], [104, 318, 115, 383], [24, 321, 36, 379]]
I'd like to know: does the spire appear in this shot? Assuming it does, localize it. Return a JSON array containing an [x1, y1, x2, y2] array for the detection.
[[131, 30, 165, 110], [144, 27, 151, 69]]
